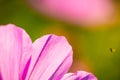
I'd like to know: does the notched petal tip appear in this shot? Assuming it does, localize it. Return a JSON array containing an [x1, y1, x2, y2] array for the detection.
[[50, 34, 72, 50]]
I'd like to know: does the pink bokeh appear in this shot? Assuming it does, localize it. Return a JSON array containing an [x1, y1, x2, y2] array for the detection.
[[28, 0, 115, 26]]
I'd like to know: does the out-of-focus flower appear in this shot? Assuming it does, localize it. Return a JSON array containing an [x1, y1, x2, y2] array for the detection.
[[28, 0, 115, 26], [0, 24, 97, 80]]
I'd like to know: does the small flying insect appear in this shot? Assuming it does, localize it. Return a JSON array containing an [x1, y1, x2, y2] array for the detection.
[[110, 48, 116, 53]]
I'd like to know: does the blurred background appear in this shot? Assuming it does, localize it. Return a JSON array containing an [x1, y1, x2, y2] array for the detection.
[[0, 0, 120, 80]]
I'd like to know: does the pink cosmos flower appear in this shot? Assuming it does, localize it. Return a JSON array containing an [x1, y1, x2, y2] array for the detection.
[[0, 24, 97, 80], [28, 0, 114, 26]]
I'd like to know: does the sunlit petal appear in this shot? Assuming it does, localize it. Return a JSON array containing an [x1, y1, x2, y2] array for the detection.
[[25, 34, 72, 80], [0, 24, 32, 80]]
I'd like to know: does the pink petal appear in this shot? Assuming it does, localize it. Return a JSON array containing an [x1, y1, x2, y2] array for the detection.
[[0, 24, 22, 80], [61, 71, 97, 80], [49, 50, 72, 80], [0, 24, 32, 80], [19, 27, 32, 80], [25, 34, 73, 80]]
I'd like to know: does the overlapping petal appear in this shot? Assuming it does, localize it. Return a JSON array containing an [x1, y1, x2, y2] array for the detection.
[[0, 24, 97, 80], [25, 34, 73, 80], [61, 71, 97, 80], [0, 24, 73, 80], [0, 24, 32, 80]]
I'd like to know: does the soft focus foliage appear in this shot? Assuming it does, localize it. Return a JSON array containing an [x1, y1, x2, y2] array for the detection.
[[0, 0, 120, 80]]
